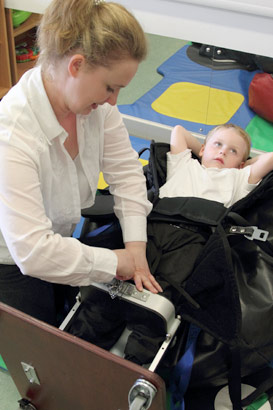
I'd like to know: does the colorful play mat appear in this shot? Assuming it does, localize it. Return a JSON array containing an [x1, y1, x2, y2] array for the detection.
[[0, 354, 7, 371], [118, 44, 273, 153]]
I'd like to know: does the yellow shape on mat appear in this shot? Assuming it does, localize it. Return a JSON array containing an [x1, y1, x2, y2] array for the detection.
[[151, 82, 244, 125], [98, 158, 148, 189]]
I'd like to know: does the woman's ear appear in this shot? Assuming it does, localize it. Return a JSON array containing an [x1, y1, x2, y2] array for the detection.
[[68, 54, 85, 77]]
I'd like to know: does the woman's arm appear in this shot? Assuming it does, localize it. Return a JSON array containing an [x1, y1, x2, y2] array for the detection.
[[102, 106, 152, 236], [102, 106, 162, 292], [124, 241, 162, 293], [0, 143, 119, 285]]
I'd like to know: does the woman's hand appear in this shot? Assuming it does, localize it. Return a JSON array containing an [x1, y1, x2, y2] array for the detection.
[[113, 249, 135, 281], [125, 241, 163, 294]]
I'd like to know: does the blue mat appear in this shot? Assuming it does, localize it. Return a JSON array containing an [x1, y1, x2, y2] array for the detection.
[[118, 45, 260, 136], [130, 135, 150, 160]]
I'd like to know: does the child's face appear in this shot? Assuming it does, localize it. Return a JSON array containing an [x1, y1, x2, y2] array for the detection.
[[199, 128, 247, 169]]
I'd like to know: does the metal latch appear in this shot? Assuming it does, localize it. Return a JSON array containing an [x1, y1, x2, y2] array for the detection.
[[230, 226, 269, 241], [122, 283, 150, 302], [128, 379, 157, 410], [21, 362, 40, 385], [106, 278, 124, 299], [106, 278, 150, 302]]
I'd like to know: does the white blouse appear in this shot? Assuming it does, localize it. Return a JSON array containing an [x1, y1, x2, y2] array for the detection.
[[0, 66, 152, 286], [74, 155, 90, 206]]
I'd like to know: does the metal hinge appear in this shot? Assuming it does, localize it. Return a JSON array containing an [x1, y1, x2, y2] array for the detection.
[[128, 379, 157, 410], [18, 398, 37, 410], [106, 278, 150, 302], [21, 362, 40, 385]]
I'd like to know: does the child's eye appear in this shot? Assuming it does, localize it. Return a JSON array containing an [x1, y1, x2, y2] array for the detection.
[[230, 148, 237, 154], [214, 141, 221, 147]]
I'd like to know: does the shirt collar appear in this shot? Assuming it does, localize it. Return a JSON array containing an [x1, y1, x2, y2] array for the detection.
[[28, 66, 65, 142]]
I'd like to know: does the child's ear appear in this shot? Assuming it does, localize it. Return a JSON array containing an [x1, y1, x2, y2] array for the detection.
[[239, 161, 245, 169], [199, 144, 205, 157]]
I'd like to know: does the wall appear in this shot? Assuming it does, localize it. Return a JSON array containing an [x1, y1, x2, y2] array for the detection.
[[5, 0, 273, 57]]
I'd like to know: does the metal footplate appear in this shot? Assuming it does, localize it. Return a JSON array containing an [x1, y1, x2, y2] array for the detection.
[[230, 225, 269, 241], [91, 279, 182, 363], [90, 279, 178, 335]]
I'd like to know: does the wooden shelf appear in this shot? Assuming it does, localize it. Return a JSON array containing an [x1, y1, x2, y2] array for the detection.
[[5, 9, 41, 85], [13, 13, 41, 38], [0, 0, 12, 97], [0, 86, 10, 99], [17, 59, 37, 80]]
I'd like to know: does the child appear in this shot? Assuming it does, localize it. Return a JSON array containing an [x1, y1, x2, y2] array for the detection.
[[159, 123, 273, 206], [69, 124, 273, 366], [124, 123, 273, 365]]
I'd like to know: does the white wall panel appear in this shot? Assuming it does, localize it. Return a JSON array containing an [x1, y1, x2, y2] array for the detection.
[[5, 0, 273, 57]]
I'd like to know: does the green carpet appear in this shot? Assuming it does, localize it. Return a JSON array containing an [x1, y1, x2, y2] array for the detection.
[[0, 354, 8, 371]]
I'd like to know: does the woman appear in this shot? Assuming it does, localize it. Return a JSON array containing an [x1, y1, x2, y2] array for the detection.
[[0, 0, 161, 325]]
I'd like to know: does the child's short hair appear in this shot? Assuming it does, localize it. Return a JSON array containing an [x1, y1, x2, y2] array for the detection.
[[205, 123, 251, 161]]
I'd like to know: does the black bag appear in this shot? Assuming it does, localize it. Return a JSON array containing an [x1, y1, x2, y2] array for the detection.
[[144, 141, 273, 409]]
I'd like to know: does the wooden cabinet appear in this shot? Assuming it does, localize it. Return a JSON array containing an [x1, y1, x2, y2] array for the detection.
[[0, 0, 12, 98], [5, 9, 41, 85]]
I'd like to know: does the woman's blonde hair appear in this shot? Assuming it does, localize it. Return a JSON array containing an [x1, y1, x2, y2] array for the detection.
[[205, 123, 251, 161], [37, 0, 147, 68]]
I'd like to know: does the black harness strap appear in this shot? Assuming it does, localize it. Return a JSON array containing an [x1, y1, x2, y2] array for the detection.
[[228, 345, 243, 410], [157, 271, 200, 310]]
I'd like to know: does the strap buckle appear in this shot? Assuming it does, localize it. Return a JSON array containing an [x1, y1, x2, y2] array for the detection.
[[230, 226, 269, 241]]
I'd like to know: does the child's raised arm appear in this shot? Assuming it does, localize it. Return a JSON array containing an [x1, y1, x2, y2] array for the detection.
[[170, 125, 202, 156], [248, 152, 273, 184]]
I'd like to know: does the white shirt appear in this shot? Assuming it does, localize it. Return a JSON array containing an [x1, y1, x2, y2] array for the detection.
[[159, 149, 257, 207], [0, 66, 152, 286]]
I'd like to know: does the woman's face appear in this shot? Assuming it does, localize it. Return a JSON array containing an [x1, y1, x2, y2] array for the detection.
[[63, 56, 139, 115]]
